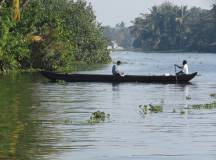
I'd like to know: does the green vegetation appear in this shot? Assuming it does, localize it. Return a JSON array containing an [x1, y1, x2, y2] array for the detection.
[[64, 119, 73, 125], [171, 101, 216, 115], [130, 2, 216, 52], [186, 96, 191, 100], [104, 2, 216, 52], [171, 108, 189, 115], [191, 101, 216, 110], [88, 111, 110, 124], [210, 93, 216, 99], [0, 0, 110, 72], [102, 2, 216, 52], [172, 101, 216, 116], [170, 100, 216, 116], [139, 104, 163, 115], [180, 110, 186, 115]]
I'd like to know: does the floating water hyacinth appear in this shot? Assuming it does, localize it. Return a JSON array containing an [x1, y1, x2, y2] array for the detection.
[[186, 96, 191, 100], [191, 101, 216, 110], [139, 104, 163, 115], [210, 93, 216, 99], [88, 111, 110, 124], [64, 119, 73, 125], [171, 101, 216, 115], [180, 110, 186, 115]]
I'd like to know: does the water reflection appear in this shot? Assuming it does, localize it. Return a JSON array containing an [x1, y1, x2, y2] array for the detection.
[[112, 83, 120, 91], [0, 73, 59, 160]]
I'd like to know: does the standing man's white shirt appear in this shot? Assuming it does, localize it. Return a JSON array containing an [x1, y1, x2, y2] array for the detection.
[[183, 64, 189, 74]]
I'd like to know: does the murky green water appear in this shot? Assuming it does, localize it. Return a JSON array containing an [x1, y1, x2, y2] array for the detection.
[[1, 51, 216, 160]]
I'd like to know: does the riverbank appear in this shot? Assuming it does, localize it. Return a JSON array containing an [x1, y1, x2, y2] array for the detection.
[[0, 62, 109, 74]]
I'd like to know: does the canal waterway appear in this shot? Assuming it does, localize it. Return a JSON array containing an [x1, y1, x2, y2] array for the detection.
[[0, 51, 216, 160]]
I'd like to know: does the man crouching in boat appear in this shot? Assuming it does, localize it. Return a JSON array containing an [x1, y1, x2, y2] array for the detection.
[[112, 61, 124, 76], [175, 60, 189, 75]]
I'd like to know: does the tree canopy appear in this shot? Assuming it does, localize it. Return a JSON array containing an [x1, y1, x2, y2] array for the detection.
[[0, 0, 110, 72], [130, 2, 216, 52]]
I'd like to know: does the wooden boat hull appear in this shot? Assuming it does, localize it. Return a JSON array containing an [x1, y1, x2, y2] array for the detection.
[[41, 71, 198, 84]]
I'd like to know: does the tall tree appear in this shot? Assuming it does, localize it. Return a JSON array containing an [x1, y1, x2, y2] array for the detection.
[[130, 2, 216, 52]]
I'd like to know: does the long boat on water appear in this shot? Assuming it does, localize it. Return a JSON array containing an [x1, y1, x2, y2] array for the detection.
[[41, 71, 197, 84]]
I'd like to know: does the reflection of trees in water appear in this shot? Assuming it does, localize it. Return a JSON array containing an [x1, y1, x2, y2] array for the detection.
[[0, 73, 58, 160]]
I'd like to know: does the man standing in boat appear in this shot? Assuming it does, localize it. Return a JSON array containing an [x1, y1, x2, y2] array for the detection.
[[112, 61, 124, 76], [175, 60, 189, 75]]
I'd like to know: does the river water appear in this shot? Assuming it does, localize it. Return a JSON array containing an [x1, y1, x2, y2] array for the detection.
[[0, 51, 216, 160]]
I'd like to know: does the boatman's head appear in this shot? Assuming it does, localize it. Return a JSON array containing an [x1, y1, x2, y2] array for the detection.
[[117, 61, 121, 65], [183, 60, 187, 65]]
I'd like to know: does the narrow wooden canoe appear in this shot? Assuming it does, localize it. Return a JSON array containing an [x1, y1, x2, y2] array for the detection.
[[41, 71, 198, 84]]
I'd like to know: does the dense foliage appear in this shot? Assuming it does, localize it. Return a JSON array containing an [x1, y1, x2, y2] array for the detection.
[[0, 0, 110, 72], [130, 2, 216, 52]]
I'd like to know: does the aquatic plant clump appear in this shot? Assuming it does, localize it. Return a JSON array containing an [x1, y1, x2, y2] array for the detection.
[[180, 110, 186, 115], [210, 94, 216, 99], [139, 104, 163, 114], [88, 111, 110, 124], [191, 101, 216, 110], [186, 96, 192, 100]]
